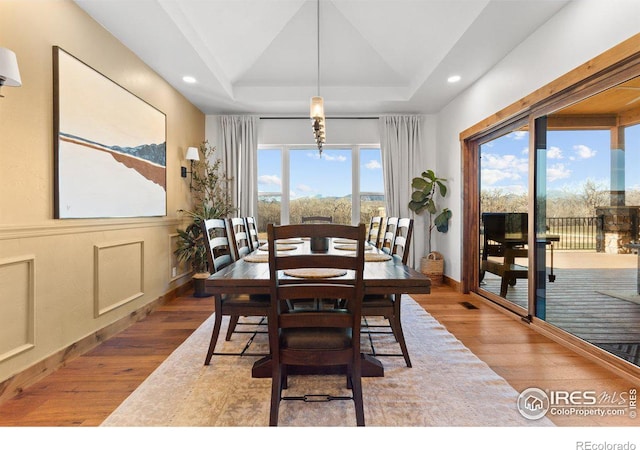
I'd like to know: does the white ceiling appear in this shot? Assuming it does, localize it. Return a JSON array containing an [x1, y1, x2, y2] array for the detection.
[[74, 0, 571, 116]]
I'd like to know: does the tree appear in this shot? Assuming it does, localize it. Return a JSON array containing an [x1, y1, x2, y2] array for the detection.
[[408, 169, 452, 254], [581, 178, 608, 214]]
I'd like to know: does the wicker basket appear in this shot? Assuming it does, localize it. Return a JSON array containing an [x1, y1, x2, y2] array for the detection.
[[421, 252, 444, 286]]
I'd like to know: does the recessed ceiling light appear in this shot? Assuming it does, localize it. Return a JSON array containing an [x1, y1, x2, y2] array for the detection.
[[182, 75, 197, 83], [447, 75, 461, 83]]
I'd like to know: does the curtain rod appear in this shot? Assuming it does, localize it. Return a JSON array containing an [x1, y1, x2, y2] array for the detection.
[[259, 116, 379, 120]]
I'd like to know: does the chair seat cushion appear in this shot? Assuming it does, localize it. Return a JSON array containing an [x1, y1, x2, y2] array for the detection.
[[362, 294, 393, 308], [281, 327, 352, 350]]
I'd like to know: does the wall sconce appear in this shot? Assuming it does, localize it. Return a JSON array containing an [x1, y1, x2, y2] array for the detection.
[[181, 146, 200, 190], [0, 47, 22, 98]]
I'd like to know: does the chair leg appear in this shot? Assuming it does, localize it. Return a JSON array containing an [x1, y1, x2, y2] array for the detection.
[[204, 309, 223, 365], [350, 366, 365, 426], [225, 315, 240, 341], [282, 365, 288, 390], [391, 294, 412, 367], [500, 277, 509, 297], [269, 363, 283, 426]]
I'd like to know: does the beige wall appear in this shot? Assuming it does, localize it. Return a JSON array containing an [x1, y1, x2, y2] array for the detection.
[[0, 0, 204, 383]]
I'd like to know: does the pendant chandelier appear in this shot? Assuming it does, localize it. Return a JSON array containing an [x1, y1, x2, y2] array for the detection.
[[310, 0, 325, 156]]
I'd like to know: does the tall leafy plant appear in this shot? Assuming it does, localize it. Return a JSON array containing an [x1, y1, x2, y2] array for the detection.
[[408, 169, 452, 254], [175, 141, 236, 273]]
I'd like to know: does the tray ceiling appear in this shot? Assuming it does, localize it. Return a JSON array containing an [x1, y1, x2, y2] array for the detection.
[[75, 0, 570, 115]]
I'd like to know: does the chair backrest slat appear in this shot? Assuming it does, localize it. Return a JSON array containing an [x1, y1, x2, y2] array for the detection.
[[301, 216, 333, 224]]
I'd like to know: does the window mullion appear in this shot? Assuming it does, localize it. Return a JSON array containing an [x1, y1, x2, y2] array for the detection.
[[281, 146, 290, 225], [353, 145, 360, 225]]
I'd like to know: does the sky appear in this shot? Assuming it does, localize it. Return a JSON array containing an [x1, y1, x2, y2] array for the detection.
[[480, 124, 640, 195], [257, 147, 383, 199]]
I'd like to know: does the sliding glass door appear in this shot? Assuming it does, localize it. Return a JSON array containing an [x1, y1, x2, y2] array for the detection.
[[472, 76, 640, 369], [534, 81, 640, 367], [478, 125, 531, 314]]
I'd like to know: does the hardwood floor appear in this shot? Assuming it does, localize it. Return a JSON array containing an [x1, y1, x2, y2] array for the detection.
[[0, 295, 212, 427], [414, 287, 638, 427], [0, 284, 637, 427]]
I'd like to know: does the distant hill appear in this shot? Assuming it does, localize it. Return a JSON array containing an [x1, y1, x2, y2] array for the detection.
[[59, 132, 166, 166]]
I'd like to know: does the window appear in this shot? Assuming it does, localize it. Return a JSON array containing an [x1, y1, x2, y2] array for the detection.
[[257, 145, 384, 233], [257, 148, 282, 235], [359, 147, 385, 224]]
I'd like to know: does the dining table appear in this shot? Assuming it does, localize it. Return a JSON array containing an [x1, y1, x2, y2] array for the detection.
[[204, 236, 431, 377]]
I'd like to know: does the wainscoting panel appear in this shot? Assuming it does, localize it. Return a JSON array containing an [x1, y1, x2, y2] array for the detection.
[[94, 240, 144, 317], [0, 256, 35, 362], [169, 233, 190, 281]]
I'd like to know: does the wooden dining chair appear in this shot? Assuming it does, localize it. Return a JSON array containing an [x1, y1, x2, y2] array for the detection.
[[301, 215, 333, 224], [266, 222, 366, 426], [245, 216, 261, 251], [230, 216, 272, 343], [480, 212, 529, 296], [392, 218, 413, 262], [201, 218, 270, 364], [361, 217, 413, 367], [228, 217, 252, 260], [380, 217, 398, 254], [366, 216, 383, 247]]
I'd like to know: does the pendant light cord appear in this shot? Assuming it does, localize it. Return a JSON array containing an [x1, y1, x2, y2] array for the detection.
[[317, 0, 320, 97]]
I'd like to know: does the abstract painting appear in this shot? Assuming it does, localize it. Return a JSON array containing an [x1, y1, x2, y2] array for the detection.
[[53, 46, 167, 219]]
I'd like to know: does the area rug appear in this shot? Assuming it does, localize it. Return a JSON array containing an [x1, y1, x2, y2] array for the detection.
[[597, 290, 640, 305], [101, 296, 553, 427]]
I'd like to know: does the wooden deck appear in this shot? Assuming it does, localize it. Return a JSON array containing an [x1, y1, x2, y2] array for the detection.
[[481, 251, 640, 365]]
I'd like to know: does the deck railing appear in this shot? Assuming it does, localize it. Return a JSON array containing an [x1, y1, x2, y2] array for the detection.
[[546, 216, 602, 250]]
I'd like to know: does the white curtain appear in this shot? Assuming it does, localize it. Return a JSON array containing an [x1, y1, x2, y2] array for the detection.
[[379, 115, 426, 268], [219, 115, 259, 217]]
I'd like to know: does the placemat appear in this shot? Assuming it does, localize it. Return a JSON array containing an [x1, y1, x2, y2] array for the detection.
[[334, 243, 373, 251], [276, 239, 304, 244], [365, 253, 392, 262], [333, 239, 356, 244], [258, 244, 297, 252], [243, 253, 269, 263], [283, 268, 347, 278]]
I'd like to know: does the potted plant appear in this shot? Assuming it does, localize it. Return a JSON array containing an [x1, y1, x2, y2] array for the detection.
[[408, 169, 452, 285], [175, 141, 236, 297]]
